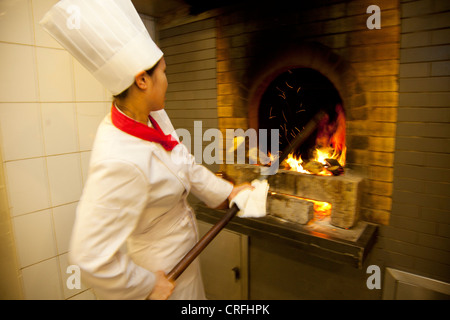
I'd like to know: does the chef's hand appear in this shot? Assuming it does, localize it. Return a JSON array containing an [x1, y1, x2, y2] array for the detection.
[[214, 183, 254, 209], [147, 270, 175, 300]]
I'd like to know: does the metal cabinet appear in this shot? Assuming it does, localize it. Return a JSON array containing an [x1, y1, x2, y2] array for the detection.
[[197, 220, 249, 300]]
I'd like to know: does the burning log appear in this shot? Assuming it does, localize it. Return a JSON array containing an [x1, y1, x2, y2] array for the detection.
[[282, 154, 344, 176], [324, 158, 344, 176], [303, 161, 324, 175]]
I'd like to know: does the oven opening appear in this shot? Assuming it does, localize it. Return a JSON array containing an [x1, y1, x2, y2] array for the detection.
[[258, 68, 346, 176]]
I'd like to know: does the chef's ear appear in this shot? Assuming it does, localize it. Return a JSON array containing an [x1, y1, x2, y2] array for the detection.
[[134, 70, 150, 90]]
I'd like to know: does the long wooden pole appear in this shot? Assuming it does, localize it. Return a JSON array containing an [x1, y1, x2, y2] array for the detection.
[[167, 110, 326, 281]]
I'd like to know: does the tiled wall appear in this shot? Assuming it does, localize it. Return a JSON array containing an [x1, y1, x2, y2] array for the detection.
[[159, 18, 219, 172], [376, 0, 450, 283], [0, 0, 109, 299], [0, 0, 156, 299], [0, 146, 22, 299]]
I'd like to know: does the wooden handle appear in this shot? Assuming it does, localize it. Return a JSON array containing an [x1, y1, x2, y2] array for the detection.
[[167, 203, 240, 281]]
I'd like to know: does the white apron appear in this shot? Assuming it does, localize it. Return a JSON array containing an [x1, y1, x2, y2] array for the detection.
[[69, 111, 233, 300]]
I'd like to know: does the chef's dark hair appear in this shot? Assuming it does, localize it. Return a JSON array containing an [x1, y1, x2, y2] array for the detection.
[[113, 61, 159, 100]]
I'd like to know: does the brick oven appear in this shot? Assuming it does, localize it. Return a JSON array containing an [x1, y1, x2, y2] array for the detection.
[[207, 0, 399, 230], [221, 40, 367, 230]]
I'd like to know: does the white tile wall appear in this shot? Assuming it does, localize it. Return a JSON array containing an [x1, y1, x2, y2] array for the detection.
[[13, 209, 57, 268], [0, 0, 34, 45], [46, 153, 83, 206], [41, 102, 79, 155], [73, 59, 106, 102], [52, 203, 77, 254], [0, 42, 38, 102], [5, 158, 51, 216], [36, 47, 74, 102], [0, 0, 135, 299], [31, 0, 63, 49], [76, 102, 109, 151], [0, 103, 45, 161], [21, 257, 63, 300]]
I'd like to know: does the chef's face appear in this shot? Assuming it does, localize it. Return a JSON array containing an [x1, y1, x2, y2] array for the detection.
[[146, 57, 168, 111]]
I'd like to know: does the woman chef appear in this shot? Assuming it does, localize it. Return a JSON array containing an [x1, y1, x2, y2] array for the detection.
[[41, 0, 251, 300]]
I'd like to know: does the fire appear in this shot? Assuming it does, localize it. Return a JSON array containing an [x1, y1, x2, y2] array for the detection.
[[284, 145, 346, 176], [284, 104, 346, 176]]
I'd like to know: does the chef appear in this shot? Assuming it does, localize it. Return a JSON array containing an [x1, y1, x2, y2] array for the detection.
[[41, 0, 251, 300]]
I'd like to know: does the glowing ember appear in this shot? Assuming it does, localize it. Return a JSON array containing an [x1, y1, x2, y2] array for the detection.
[[312, 200, 332, 220]]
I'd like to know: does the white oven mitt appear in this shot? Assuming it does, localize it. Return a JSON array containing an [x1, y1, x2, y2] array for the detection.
[[230, 179, 269, 218]]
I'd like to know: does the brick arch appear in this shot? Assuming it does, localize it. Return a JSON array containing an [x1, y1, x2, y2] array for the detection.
[[247, 42, 366, 131]]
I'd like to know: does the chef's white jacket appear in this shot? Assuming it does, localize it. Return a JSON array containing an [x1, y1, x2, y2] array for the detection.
[[69, 109, 233, 300]]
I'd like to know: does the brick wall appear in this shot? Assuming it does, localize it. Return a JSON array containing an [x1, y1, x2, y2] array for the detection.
[[375, 0, 450, 283], [216, 0, 400, 226]]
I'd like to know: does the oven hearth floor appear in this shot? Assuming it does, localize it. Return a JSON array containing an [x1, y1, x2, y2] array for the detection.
[[303, 216, 366, 242]]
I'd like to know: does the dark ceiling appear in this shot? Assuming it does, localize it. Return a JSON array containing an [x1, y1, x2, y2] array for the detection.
[[132, 0, 250, 17]]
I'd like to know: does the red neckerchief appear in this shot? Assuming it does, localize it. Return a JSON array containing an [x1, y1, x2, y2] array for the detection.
[[111, 104, 179, 151]]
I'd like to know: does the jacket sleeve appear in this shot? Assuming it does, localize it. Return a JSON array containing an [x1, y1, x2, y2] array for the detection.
[[69, 159, 155, 300], [179, 145, 233, 208]]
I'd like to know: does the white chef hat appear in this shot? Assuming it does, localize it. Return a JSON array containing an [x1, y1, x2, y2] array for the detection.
[[40, 0, 163, 96]]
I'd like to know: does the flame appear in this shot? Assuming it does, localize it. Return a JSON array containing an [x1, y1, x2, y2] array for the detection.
[[284, 145, 346, 176], [284, 104, 346, 176], [285, 154, 308, 174]]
